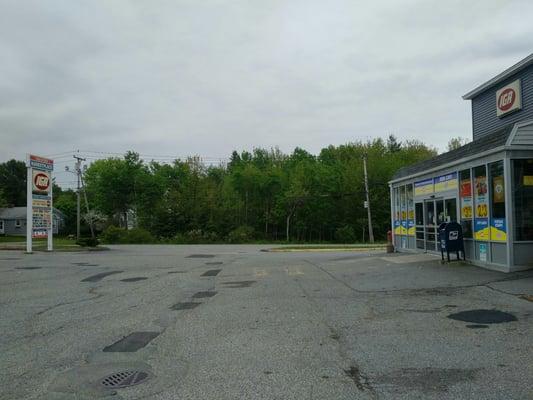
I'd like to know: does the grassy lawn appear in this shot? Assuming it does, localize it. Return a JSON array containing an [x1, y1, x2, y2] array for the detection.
[[267, 243, 387, 252], [0, 236, 105, 251]]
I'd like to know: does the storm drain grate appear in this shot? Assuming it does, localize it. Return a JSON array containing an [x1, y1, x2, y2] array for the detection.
[[101, 370, 149, 389]]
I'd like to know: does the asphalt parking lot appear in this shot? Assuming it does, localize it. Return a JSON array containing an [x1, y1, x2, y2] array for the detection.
[[1, 245, 532, 400]]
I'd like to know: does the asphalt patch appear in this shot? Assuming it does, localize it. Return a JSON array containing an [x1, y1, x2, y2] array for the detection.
[[168, 271, 186, 274], [447, 309, 517, 324], [344, 365, 369, 391], [222, 280, 256, 288], [81, 270, 123, 283], [72, 262, 99, 266], [205, 261, 223, 265], [186, 254, 215, 258], [103, 331, 160, 352], [15, 267, 42, 270], [121, 277, 148, 282], [201, 269, 222, 277], [466, 324, 489, 329], [377, 368, 477, 393], [170, 302, 201, 310], [192, 291, 217, 298]]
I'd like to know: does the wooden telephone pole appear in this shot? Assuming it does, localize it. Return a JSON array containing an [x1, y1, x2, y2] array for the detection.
[[363, 154, 375, 243]]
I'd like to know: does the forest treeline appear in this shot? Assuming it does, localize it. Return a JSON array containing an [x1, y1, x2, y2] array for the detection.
[[0, 136, 437, 243]]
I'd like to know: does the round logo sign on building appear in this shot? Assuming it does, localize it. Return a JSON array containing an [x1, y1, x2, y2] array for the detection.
[[496, 79, 522, 118]]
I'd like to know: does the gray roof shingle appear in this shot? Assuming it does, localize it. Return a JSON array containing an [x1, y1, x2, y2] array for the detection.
[[391, 124, 514, 181]]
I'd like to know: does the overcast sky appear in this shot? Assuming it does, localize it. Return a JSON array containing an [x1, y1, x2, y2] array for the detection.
[[1, 0, 532, 169]]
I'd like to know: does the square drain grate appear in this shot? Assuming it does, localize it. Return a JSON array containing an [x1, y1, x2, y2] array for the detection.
[[101, 370, 149, 389]]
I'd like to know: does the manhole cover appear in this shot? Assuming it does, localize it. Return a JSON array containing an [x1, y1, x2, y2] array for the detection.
[[101, 370, 149, 389], [447, 309, 517, 324]]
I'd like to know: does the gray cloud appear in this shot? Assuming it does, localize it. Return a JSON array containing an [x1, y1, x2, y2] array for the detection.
[[1, 0, 532, 165]]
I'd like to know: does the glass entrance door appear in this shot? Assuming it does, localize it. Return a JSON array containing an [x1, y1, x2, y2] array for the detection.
[[423, 197, 457, 252], [424, 200, 437, 251]]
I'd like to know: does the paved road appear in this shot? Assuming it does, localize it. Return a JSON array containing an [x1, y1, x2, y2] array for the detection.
[[0, 245, 532, 399]]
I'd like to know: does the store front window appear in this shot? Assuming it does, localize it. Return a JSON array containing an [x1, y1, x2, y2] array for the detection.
[[513, 159, 533, 241], [489, 161, 506, 242], [473, 165, 489, 241], [459, 169, 473, 238]]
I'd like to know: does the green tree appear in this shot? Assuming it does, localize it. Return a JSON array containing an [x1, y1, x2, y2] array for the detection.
[[0, 159, 26, 206]]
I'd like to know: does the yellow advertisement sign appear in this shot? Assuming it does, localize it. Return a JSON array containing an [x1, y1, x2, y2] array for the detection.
[[524, 176, 533, 186], [474, 219, 490, 241], [414, 179, 433, 196], [434, 173, 458, 193]]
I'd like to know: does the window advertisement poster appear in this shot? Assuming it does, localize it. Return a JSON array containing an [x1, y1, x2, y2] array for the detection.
[[474, 219, 490, 241], [479, 243, 488, 262], [407, 186, 415, 236], [434, 172, 458, 193], [491, 175, 506, 241], [460, 178, 473, 219], [474, 172, 489, 240], [394, 220, 402, 235], [414, 179, 433, 196], [491, 218, 507, 241]]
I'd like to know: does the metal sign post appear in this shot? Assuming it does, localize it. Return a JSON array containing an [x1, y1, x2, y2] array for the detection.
[[26, 154, 54, 253]]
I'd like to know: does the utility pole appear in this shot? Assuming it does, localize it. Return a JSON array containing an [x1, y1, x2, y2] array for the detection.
[[74, 155, 84, 240], [363, 154, 375, 243], [69, 155, 85, 240]]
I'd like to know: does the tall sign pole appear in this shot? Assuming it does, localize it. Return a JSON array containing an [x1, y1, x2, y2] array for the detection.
[[363, 154, 375, 244], [26, 154, 54, 253]]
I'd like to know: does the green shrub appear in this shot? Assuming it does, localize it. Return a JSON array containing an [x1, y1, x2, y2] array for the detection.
[[100, 225, 125, 244], [76, 237, 99, 247], [99, 226, 154, 244], [122, 228, 154, 244], [335, 225, 356, 243], [227, 225, 255, 243]]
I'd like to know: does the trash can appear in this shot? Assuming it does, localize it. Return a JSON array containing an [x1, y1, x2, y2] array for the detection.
[[438, 221, 465, 262]]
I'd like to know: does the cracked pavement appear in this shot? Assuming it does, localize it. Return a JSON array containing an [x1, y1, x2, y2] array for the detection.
[[0, 245, 532, 399]]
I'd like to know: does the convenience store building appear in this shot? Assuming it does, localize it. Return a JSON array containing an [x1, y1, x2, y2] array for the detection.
[[389, 53, 533, 272]]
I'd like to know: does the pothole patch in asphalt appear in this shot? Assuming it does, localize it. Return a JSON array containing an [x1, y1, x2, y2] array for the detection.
[[201, 269, 221, 277], [376, 367, 477, 393], [101, 370, 150, 389], [103, 331, 160, 352], [186, 254, 215, 258], [192, 291, 217, 298], [221, 280, 256, 288], [81, 270, 123, 282], [15, 267, 42, 270], [466, 324, 489, 329], [447, 309, 517, 324], [168, 270, 186, 274], [170, 302, 201, 310], [121, 277, 148, 282], [205, 261, 223, 265], [72, 262, 100, 266]]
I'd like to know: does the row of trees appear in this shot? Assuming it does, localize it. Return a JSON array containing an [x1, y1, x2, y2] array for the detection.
[[82, 136, 436, 242], [0, 135, 439, 242]]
